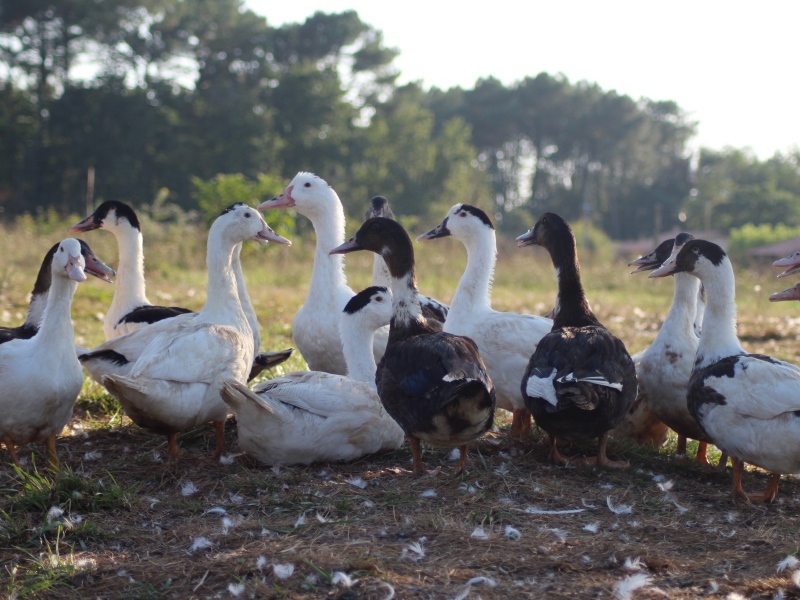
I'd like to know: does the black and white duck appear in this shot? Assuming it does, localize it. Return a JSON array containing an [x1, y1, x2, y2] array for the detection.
[[330, 217, 496, 474], [518, 213, 637, 468], [651, 239, 800, 502]]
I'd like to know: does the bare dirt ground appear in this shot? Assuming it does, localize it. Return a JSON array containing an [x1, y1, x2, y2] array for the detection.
[[3, 412, 800, 599]]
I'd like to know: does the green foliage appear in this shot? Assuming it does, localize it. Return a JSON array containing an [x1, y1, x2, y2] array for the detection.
[[728, 222, 800, 264], [191, 173, 294, 233]]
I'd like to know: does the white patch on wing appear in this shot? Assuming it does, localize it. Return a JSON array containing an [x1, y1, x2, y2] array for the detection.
[[556, 372, 623, 391], [442, 372, 476, 383], [525, 368, 559, 406]]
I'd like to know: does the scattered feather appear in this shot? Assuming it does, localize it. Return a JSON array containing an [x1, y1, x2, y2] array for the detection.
[[581, 498, 598, 509], [777, 555, 800, 572], [181, 481, 199, 496], [83, 450, 102, 461], [205, 507, 227, 516], [255, 556, 267, 570], [544, 527, 568, 541], [189, 537, 213, 552], [583, 521, 600, 533], [709, 581, 719, 593], [792, 571, 800, 588], [294, 514, 307, 528], [623, 557, 645, 571], [271, 465, 281, 476], [504, 525, 521, 541], [228, 582, 245, 597], [773, 590, 786, 600], [347, 477, 367, 489], [607, 496, 634, 515], [362, 500, 375, 508], [219, 454, 235, 465], [69, 514, 83, 525], [465, 577, 497, 588], [726, 594, 747, 600], [524, 506, 584, 515], [228, 493, 244, 504], [400, 541, 425, 561], [221, 517, 234, 534], [377, 582, 396, 600], [448, 448, 461, 461], [656, 480, 674, 492], [315, 513, 328, 523], [46, 506, 64, 523], [331, 572, 354, 588], [459, 483, 477, 494], [470, 526, 489, 540], [671, 500, 689, 515], [652, 474, 667, 482], [613, 573, 652, 600], [273, 563, 294, 580], [421, 489, 437, 498]]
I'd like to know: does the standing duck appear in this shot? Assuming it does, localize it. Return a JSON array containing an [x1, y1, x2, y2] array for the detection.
[[330, 217, 495, 474], [0, 239, 91, 466], [626, 233, 719, 461], [221, 286, 404, 465], [518, 213, 636, 467], [417, 204, 552, 435], [0, 240, 115, 345], [71, 201, 291, 379], [100, 205, 291, 457], [651, 240, 800, 502], [366, 196, 449, 323], [258, 173, 388, 374]]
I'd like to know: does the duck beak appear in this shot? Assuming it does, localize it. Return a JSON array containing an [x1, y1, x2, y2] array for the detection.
[[256, 221, 292, 246], [69, 215, 102, 233], [329, 237, 361, 255], [769, 283, 800, 302], [628, 250, 662, 274], [258, 185, 295, 211], [416, 218, 450, 241], [516, 228, 537, 248], [83, 251, 116, 283], [66, 253, 88, 282], [649, 244, 683, 278]]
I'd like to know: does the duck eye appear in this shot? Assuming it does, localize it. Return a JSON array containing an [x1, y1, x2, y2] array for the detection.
[[375, 296, 383, 302], [60, 247, 64, 252], [459, 211, 466, 217], [692, 246, 699, 254], [244, 212, 251, 218], [304, 182, 311, 187]]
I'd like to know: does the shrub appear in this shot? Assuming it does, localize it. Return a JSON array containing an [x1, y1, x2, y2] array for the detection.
[[728, 223, 800, 264]]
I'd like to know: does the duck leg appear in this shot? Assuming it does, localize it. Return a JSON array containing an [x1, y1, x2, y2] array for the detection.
[[549, 434, 569, 465], [586, 432, 629, 469], [694, 441, 709, 465], [213, 421, 226, 457], [717, 452, 729, 469], [731, 458, 780, 503], [675, 434, 688, 459], [455, 444, 468, 474], [510, 409, 532, 436], [409, 436, 427, 475], [167, 433, 181, 457], [45, 435, 59, 468], [3, 434, 20, 467]]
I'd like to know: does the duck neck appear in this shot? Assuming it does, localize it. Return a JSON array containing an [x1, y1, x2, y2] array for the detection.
[[695, 258, 745, 368], [549, 239, 598, 329], [200, 233, 244, 329], [657, 273, 700, 343], [111, 225, 149, 309], [35, 275, 77, 347], [25, 251, 54, 327], [304, 200, 348, 307], [342, 319, 379, 387], [389, 270, 425, 331], [371, 255, 392, 289], [450, 231, 496, 317], [232, 243, 260, 351]]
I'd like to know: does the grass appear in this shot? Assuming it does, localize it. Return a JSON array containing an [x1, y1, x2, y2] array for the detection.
[[3, 215, 800, 598]]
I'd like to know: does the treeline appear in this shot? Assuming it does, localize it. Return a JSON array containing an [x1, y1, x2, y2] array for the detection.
[[1, 0, 798, 239]]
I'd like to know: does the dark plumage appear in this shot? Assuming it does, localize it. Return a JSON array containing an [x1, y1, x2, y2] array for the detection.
[[118, 304, 193, 326], [330, 217, 495, 474], [363, 196, 449, 323], [518, 213, 636, 467], [0, 239, 115, 345]]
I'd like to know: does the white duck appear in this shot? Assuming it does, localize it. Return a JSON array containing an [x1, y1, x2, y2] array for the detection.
[[77, 204, 292, 382], [417, 204, 552, 435], [100, 204, 291, 457], [258, 172, 388, 374], [624, 233, 720, 460], [0, 238, 89, 466], [221, 286, 404, 465], [651, 239, 800, 502]]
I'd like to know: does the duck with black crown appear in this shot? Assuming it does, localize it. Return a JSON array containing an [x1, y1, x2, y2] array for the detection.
[[517, 213, 637, 468], [330, 217, 495, 475]]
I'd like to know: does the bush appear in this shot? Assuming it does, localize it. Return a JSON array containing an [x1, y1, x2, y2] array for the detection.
[[728, 223, 800, 264]]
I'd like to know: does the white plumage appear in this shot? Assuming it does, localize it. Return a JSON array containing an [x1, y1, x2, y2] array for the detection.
[[221, 286, 403, 465], [0, 238, 88, 466], [257, 172, 388, 374]]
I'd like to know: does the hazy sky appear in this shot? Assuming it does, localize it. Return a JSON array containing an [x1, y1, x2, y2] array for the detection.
[[246, 0, 799, 159]]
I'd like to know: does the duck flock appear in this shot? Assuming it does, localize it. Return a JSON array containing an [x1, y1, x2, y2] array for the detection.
[[2, 171, 800, 506]]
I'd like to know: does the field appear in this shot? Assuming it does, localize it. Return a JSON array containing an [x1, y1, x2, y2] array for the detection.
[[2, 216, 800, 599]]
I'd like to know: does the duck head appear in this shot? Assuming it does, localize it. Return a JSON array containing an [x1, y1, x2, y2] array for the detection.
[[215, 203, 292, 246], [54, 238, 88, 282], [516, 212, 574, 253], [649, 239, 727, 279], [343, 285, 393, 330], [258, 172, 337, 219], [417, 204, 494, 242], [365, 196, 394, 221], [329, 217, 414, 279], [773, 250, 800, 279], [70, 201, 141, 233]]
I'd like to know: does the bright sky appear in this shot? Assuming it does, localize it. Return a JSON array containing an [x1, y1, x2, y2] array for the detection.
[[246, 0, 799, 160]]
